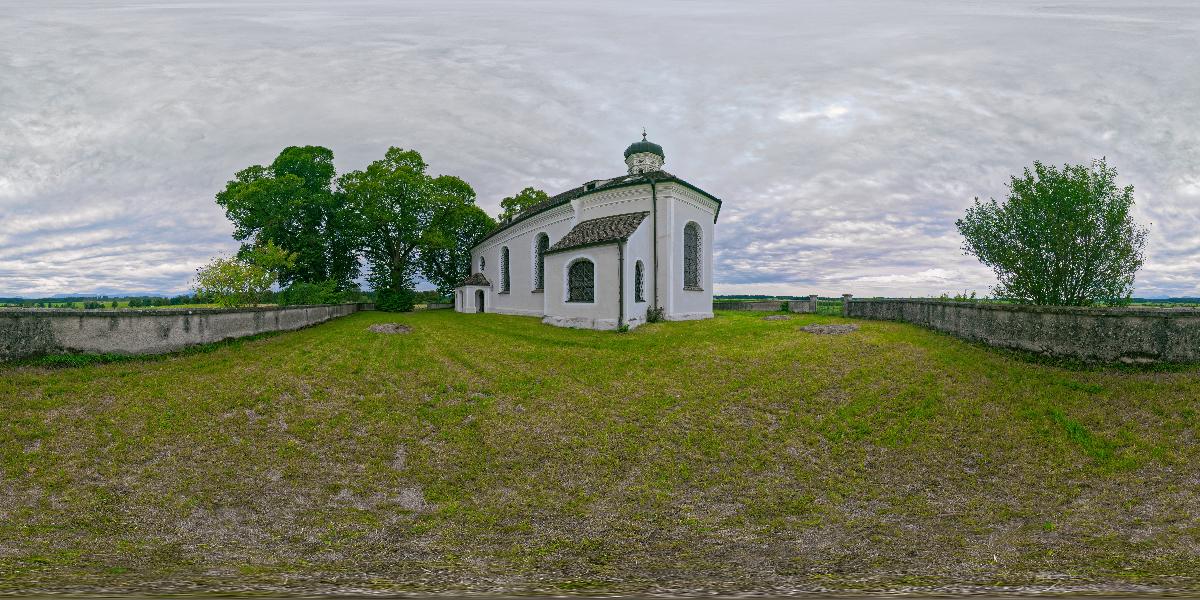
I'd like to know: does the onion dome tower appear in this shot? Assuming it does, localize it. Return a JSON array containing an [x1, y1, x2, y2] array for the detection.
[[624, 129, 665, 174]]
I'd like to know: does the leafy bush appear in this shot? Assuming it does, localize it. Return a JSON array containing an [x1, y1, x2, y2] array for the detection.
[[279, 280, 361, 306], [192, 241, 295, 308], [376, 288, 415, 312], [646, 307, 665, 323]]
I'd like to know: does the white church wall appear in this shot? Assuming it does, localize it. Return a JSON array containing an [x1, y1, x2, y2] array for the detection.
[[542, 246, 621, 330], [575, 185, 652, 223], [455, 285, 491, 313], [660, 184, 717, 321], [472, 204, 574, 316], [621, 219, 653, 329]]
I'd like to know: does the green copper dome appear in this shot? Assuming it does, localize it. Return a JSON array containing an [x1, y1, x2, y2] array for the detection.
[[623, 132, 664, 159]]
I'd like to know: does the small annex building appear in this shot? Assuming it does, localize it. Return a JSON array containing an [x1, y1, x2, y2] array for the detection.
[[454, 132, 722, 330]]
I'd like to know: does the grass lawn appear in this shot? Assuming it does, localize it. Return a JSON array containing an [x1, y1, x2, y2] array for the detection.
[[2, 310, 1199, 595]]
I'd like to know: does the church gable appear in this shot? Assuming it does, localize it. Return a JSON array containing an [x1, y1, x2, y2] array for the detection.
[[546, 212, 649, 254]]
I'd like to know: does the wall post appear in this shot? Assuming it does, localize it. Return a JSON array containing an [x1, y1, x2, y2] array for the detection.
[[842, 294, 853, 317], [809, 294, 819, 313]]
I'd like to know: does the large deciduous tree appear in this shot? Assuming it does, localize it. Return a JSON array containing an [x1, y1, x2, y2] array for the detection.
[[339, 147, 495, 311], [956, 158, 1149, 306], [498, 186, 548, 221], [215, 146, 360, 288], [421, 202, 495, 296]]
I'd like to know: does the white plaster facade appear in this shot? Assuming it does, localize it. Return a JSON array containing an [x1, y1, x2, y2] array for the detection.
[[453, 136, 721, 330]]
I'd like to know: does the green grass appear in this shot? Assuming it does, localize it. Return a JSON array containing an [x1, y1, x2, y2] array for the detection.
[[2, 310, 1200, 594]]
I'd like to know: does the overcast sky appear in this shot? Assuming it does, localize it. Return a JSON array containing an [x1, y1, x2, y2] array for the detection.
[[2, 1, 1198, 298]]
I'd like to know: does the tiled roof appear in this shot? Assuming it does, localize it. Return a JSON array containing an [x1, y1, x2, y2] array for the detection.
[[545, 212, 650, 254], [475, 170, 720, 248], [458, 272, 491, 287]]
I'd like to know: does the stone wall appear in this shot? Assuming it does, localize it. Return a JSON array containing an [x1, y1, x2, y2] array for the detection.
[[845, 299, 1200, 363], [715, 296, 819, 313], [0, 303, 359, 361]]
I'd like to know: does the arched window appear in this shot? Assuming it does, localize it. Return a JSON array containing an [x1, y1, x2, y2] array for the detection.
[[534, 233, 549, 290], [683, 222, 701, 290], [500, 246, 510, 293], [567, 259, 594, 303], [634, 260, 645, 303], [479, 255, 485, 271]]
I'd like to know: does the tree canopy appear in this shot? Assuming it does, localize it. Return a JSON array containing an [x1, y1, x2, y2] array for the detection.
[[215, 146, 360, 289], [338, 147, 496, 311], [498, 186, 548, 221], [215, 146, 495, 311], [956, 158, 1149, 306]]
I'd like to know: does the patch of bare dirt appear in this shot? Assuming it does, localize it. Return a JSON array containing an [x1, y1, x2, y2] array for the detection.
[[800, 323, 859, 335], [368, 323, 412, 334]]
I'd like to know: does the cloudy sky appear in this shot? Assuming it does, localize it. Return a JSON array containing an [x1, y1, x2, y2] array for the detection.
[[2, 0, 1198, 298]]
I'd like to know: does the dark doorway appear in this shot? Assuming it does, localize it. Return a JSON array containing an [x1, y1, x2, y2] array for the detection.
[[475, 289, 484, 313]]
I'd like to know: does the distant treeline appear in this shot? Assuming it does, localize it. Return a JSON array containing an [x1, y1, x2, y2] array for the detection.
[[0, 289, 455, 309]]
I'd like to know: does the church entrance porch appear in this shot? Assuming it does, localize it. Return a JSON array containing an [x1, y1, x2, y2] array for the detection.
[[475, 289, 485, 313]]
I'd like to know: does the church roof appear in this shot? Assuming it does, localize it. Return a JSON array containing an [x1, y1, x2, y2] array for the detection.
[[624, 138, 665, 159], [458, 272, 491, 287], [475, 170, 720, 249], [545, 212, 650, 254]]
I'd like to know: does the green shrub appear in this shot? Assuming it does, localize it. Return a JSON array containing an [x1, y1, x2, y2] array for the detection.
[[376, 288, 415, 312], [280, 280, 346, 306]]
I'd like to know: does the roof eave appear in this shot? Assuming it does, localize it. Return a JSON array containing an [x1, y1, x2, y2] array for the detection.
[[544, 239, 627, 255]]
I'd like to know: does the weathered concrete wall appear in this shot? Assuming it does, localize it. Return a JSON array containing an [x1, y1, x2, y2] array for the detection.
[[715, 296, 819, 313], [0, 303, 359, 361], [846, 299, 1200, 363]]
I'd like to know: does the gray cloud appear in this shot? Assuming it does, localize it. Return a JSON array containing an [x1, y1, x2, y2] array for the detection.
[[1, 0, 1198, 297]]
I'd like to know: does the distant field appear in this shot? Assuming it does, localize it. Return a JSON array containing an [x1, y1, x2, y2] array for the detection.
[[2, 310, 1199, 595]]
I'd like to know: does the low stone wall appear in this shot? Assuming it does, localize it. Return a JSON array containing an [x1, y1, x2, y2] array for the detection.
[[716, 296, 818, 313], [845, 299, 1200, 363], [0, 303, 359, 361]]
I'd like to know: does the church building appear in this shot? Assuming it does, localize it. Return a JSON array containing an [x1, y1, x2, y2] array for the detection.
[[454, 133, 722, 330]]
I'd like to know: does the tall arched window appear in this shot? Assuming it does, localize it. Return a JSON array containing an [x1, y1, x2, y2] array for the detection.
[[683, 222, 702, 289], [567, 259, 594, 302], [500, 246, 510, 293], [534, 233, 549, 290], [479, 255, 485, 272], [634, 260, 645, 303]]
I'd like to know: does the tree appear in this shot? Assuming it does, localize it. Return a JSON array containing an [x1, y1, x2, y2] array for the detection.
[[192, 241, 296, 308], [215, 146, 360, 288], [956, 158, 1148, 306], [421, 199, 496, 297], [339, 147, 493, 311], [498, 186, 548, 221]]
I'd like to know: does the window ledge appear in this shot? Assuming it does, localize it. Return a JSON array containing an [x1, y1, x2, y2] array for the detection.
[[566, 300, 595, 304], [683, 286, 704, 292], [498, 291, 510, 295], [531, 288, 544, 293]]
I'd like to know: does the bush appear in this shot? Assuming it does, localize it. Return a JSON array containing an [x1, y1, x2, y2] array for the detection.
[[192, 241, 295, 308], [279, 280, 360, 306], [646, 307, 665, 323], [376, 288, 415, 312]]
